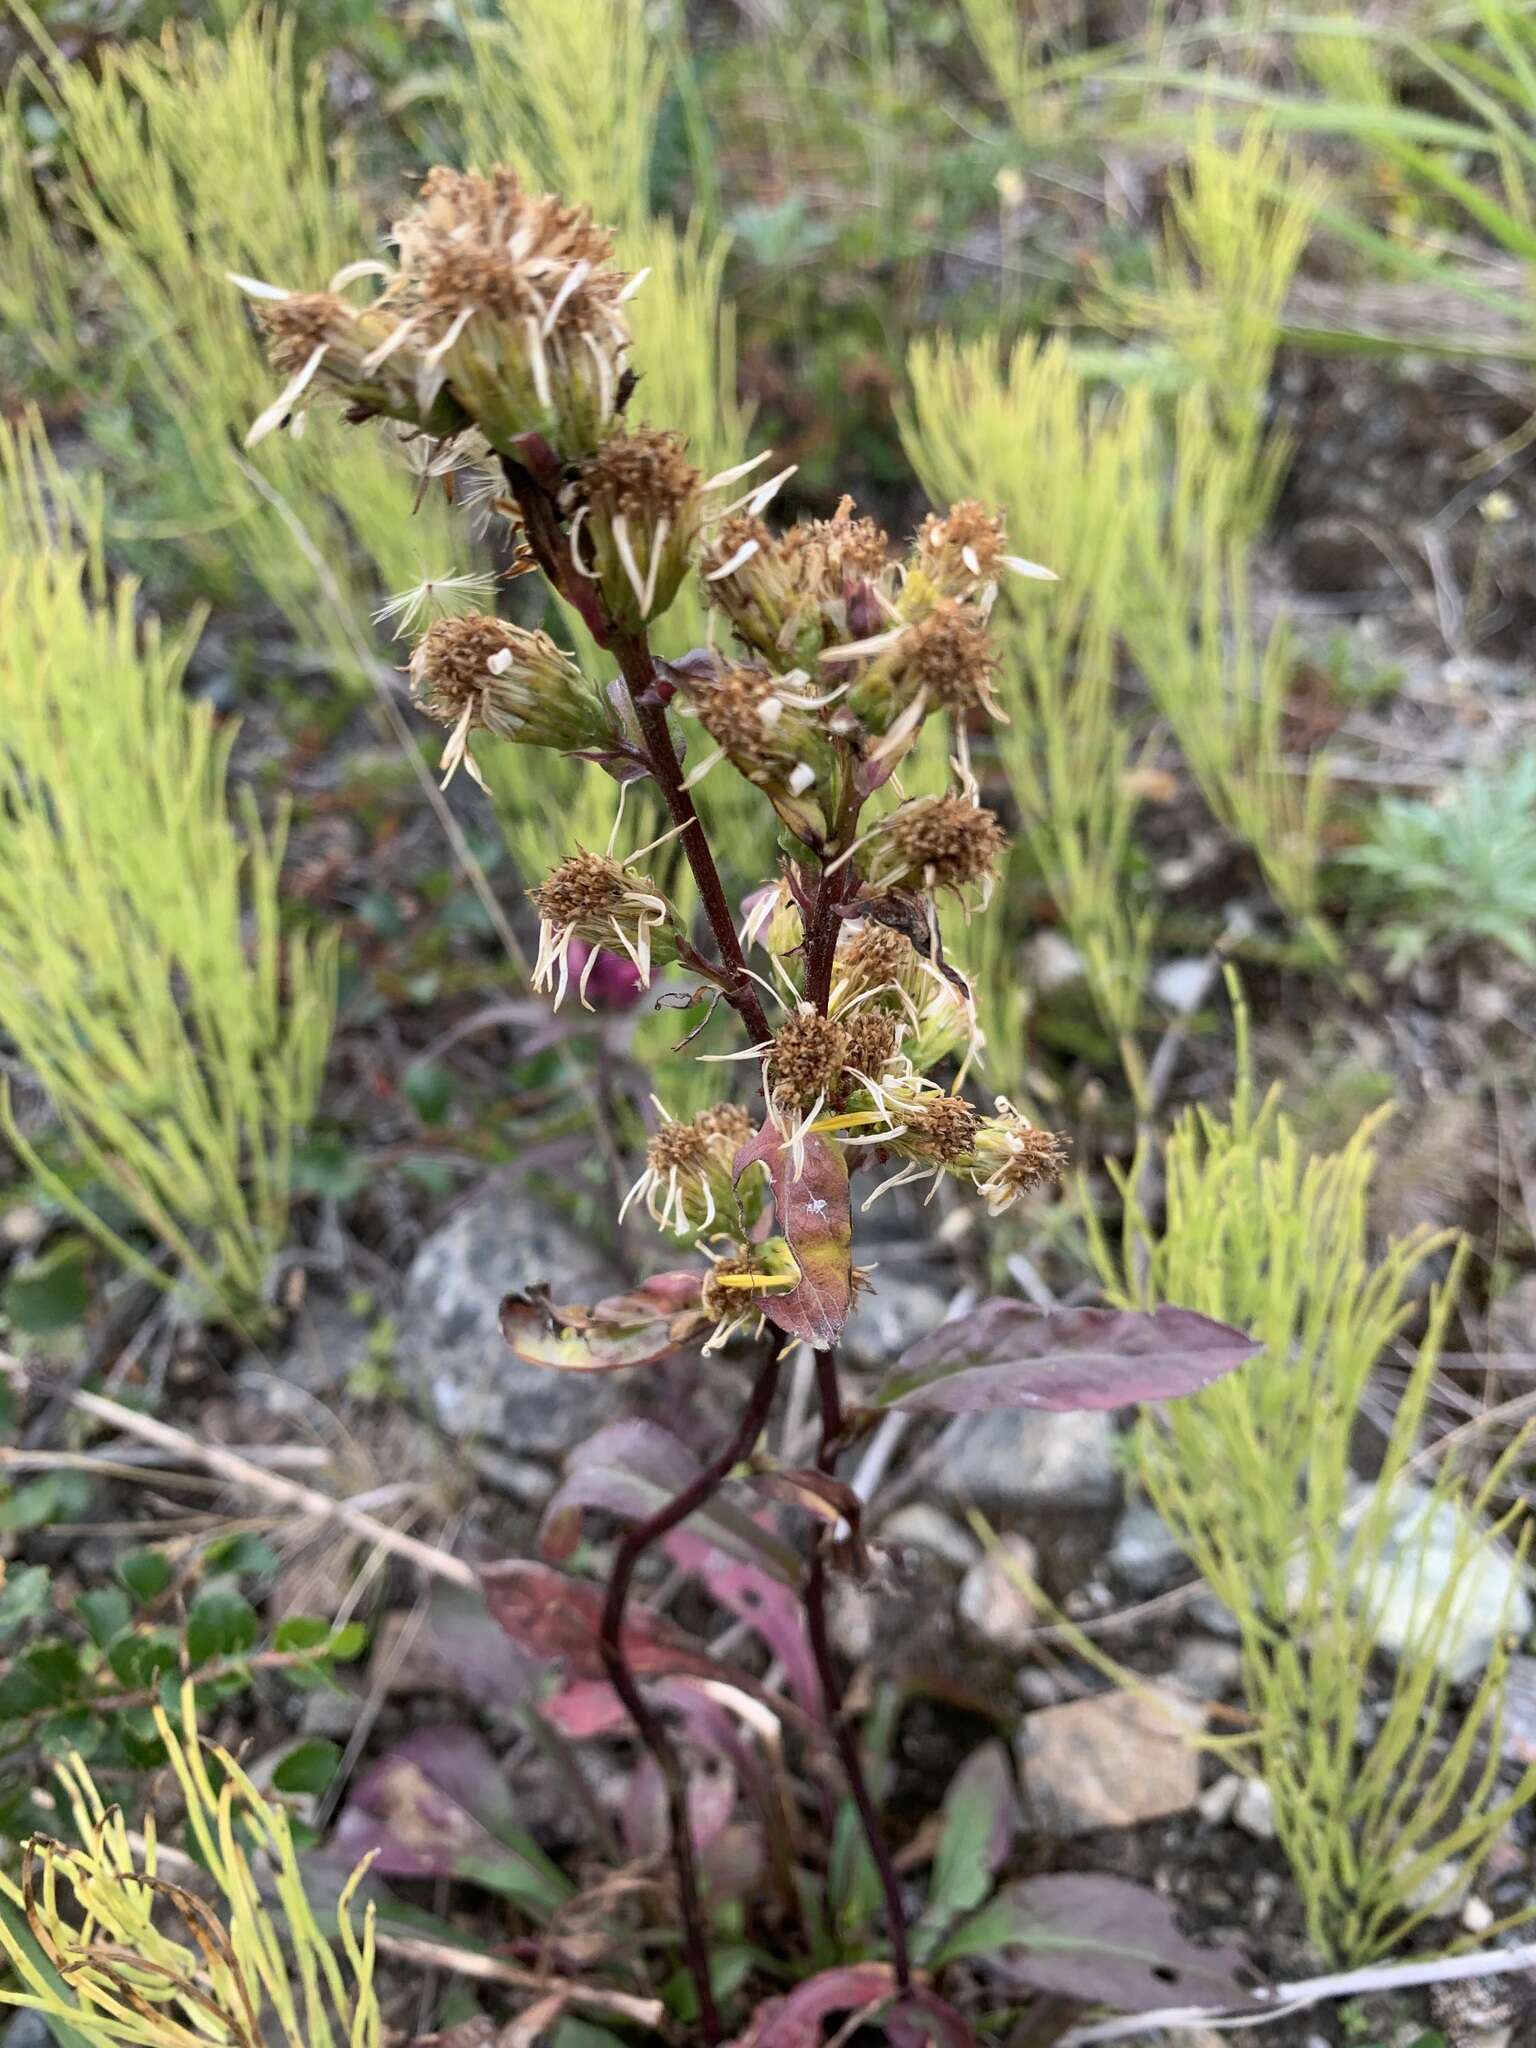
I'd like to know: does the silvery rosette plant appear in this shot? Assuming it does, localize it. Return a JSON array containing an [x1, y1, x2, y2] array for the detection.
[[242, 168, 1259, 2044]]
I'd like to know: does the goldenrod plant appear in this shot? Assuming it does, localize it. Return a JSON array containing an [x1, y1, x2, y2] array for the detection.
[[1088, 982, 1536, 1962], [240, 159, 1259, 2039], [11, 6, 458, 668], [0, 1681, 379, 2048], [903, 336, 1159, 1092], [0, 418, 336, 1326]]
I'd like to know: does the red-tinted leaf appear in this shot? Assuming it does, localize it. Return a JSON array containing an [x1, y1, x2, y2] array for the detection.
[[937, 1872, 1259, 2012], [734, 1124, 852, 1346], [481, 1560, 720, 1685], [327, 1725, 569, 1913], [499, 1274, 709, 1373], [732, 1965, 977, 2048], [539, 1423, 802, 1583], [667, 1530, 822, 1715], [622, 1751, 738, 1862], [881, 1302, 1260, 1414]]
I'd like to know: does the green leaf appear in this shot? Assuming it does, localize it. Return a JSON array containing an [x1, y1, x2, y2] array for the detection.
[[0, 1473, 91, 1532], [185, 1585, 260, 1665], [22, 1640, 81, 1703], [202, 1533, 281, 1580], [117, 1548, 173, 1604], [2, 1235, 92, 1334], [38, 1710, 105, 1762], [273, 1615, 332, 1652], [108, 1628, 178, 1689], [403, 1060, 454, 1124], [274, 1738, 340, 1796], [0, 1565, 52, 1639], [75, 1587, 131, 1649]]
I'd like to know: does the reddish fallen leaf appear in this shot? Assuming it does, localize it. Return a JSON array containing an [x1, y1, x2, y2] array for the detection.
[[500, 1274, 710, 1373], [882, 1302, 1260, 1414], [731, 1964, 978, 2047], [734, 1123, 852, 1347], [667, 1530, 822, 1715], [481, 1560, 720, 1685]]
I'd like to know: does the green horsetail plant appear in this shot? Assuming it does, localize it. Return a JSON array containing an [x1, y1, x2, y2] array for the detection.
[[241, 158, 1261, 2040], [0, 420, 336, 1327], [12, 5, 460, 668], [1099, 118, 1324, 536], [1088, 982, 1536, 1963], [0, 1681, 380, 2048], [903, 335, 1160, 1096]]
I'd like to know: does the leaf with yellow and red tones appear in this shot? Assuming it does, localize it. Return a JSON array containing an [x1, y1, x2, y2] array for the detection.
[[480, 1559, 720, 1684], [730, 1965, 978, 2047], [499, 1272, 709, 1372], [733, 1123, 852, 1348]]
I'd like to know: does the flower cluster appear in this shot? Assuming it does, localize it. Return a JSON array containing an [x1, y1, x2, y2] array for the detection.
[[240, 163, 1071, 1367]]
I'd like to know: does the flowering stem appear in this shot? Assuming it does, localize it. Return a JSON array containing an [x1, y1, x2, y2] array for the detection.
[[598, 1342, 783, 2044], [803, 758, 865, 1012], [806, 1347, 912, 1990], [609, 623, 772, 1045]]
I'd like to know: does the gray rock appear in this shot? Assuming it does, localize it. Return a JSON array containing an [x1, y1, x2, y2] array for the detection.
[[937, 1408, 1120, 1516], [1151, 957, 1215, 1016], [839, 1269, 951, 1371], [958, 1534, 1040, 1653], [1025, 930, 1086, 994], [1108, 1501, 1186, 1594], [1355, 1481, 1532, 1683], [398, 1173, 621, 1454], [1174, 1635, 1242, 1701], [880, 1503, 979, 1570]]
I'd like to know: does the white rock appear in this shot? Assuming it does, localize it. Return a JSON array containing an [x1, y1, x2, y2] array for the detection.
[[958, 1535, 1040, 1653], [1355, 1481, 1532, 1683], [1151, 956, 1214, 1015], [1232, 1777, 1276, 1841], [1197, 1772, 1242, 1826], [1462, 1894, 1495, 1934], [1026, 930, 1085, 993]]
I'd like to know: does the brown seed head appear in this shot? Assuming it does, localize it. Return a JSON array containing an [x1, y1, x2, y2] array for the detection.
[[259, 292, 350, 373], [842, 1008, 901, 1078], [781, 497, 891, 589], [911, 1095, 983, 1162], [837, 923, 915, 990], [397, 168, 621, 328], [695, 1103, 754, 1152], [700, 1253, 769, 1324], [582, 428, 700, 524], [766, 1007, 850, 1108], [693, 665, 800, 773], [915, 501, 1010, 589], [646, 1102, 752, 1178], [531, 851, 636, 927], [902, 601, 997, 711], [874, 796, 1007, 893], [411, 614, 521, 719]]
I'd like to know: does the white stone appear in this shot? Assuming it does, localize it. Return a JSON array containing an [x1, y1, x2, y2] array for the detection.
[[1197, 1772, 1241, 1826], [1151, 957, 1214, 1015], [1108, 1501, 1186, 1594], [1232, 1777, 1276, 1841], [881, 1504, 979, 1570], [958, 1535, 1040, 1653], [1025, 930, 1085, 993], [1355, 1481, 1532, 1684], [939, 1407, 1120, 1514], [1462, 1895, 1495, 1934]]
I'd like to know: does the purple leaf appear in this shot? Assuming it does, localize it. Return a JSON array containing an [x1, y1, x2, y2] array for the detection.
[[734, 1124, 852, 1347], [327, 1725, 570, 1913], [539, 1423, 802, 1583], [667, 1529, 823, 1716], [937, 1872, 1259, 2012], [732, 1965, 977, 2047], [882, 1302, 1260, 1414], [500, 1274, 710, 1373]]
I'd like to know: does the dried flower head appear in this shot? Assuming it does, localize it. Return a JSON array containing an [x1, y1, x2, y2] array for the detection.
[[909, 500, 1054, 606], [572, 428, 704, 627], [965, 1100, 1070, 1215], [621, 1101, 759, 1238], [385, 167, 635, 457], [857, 795, 1008, 908], [699, 1239, 800, 1353], [237, 279, 466, 447], [766, 1007, 851, 1110], [531, 849, 680, 1007], [829, 920, 982, 1080], [838, 600, 1005, 772], [702, 497, 896, 670], [841, 1005, 902, 1081], [409, 613, 616, 787], [671, 658, 839, 846]]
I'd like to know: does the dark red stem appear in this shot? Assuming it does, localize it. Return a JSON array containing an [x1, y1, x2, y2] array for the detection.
[[598, 1344, 784, 2043], [806, 1349, 912, 1988]]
